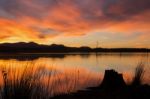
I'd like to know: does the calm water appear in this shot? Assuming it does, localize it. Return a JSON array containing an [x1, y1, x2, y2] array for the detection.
[[0, 53, 149, 95]]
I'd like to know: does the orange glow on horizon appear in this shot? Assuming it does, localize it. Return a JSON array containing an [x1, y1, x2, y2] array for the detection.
[[0, 0, 149, 48]]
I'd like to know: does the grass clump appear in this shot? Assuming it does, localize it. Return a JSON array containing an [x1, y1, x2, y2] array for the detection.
[[0, 66, 50, 99], [131, 62, 145, 86]]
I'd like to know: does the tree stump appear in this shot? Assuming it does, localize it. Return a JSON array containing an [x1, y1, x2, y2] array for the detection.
[[101, 69, 126, 89]]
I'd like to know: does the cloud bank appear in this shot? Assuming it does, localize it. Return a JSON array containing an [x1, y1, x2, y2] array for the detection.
[[0, 0, 149, 47]]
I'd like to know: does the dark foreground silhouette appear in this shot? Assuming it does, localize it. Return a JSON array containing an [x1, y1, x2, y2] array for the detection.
[[52, 69, 150, 99], [0, 64, 149, 99]]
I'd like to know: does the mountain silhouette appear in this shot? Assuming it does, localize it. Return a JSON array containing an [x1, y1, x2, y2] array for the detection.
[[0, 42, 149, 53]]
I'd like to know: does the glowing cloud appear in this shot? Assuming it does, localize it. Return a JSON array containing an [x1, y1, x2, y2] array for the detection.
[[0, 0, 149, 47]]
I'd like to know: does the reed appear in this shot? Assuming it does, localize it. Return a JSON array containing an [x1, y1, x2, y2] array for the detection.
[[0, 67, 47, 99], [131, 62, 145, 86], [0, 63, 92, 99]]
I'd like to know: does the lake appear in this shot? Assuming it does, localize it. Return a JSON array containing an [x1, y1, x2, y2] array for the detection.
[[0, 53, 149, 96]]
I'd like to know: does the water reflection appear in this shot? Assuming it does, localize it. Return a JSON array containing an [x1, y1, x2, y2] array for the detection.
[[0, 53, 149, 96], [0, 60, 101, 96]]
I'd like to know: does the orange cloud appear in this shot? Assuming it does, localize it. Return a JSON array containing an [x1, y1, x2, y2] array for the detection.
[[0, 0, 149, 47]]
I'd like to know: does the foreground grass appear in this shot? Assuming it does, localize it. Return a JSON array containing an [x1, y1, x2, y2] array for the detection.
[[131, 62, 145, 86], [0, 66, 51, 99], [0, 62, 99, 99], [0, 63, 149, 99]]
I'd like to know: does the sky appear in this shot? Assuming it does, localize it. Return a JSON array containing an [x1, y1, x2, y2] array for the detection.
[[0, 0, 150, 48]]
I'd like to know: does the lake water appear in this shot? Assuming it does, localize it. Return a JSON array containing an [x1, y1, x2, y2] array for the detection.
[[0, 53, 149, 96]]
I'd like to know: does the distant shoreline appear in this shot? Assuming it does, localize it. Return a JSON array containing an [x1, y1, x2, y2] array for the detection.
[[0, 42, 149, 53]]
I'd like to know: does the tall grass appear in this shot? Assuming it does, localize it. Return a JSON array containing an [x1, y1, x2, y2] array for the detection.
[[131, 62, 145, 86], [0, 61, 99, 99], [0, 66, 47, 99]]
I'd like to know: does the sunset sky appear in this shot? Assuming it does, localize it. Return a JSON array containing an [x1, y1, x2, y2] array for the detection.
[[0, 0, 150, 48]]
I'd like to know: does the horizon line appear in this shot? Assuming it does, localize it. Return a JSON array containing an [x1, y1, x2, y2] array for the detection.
[[0, 41, 149, 49]]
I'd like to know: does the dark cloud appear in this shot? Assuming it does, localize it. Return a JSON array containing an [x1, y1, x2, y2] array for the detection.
[[102, 0, 150, 20], [0, 0, 149, 21], [0, 0, 56, 19], [0, 0, 20, 19]]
